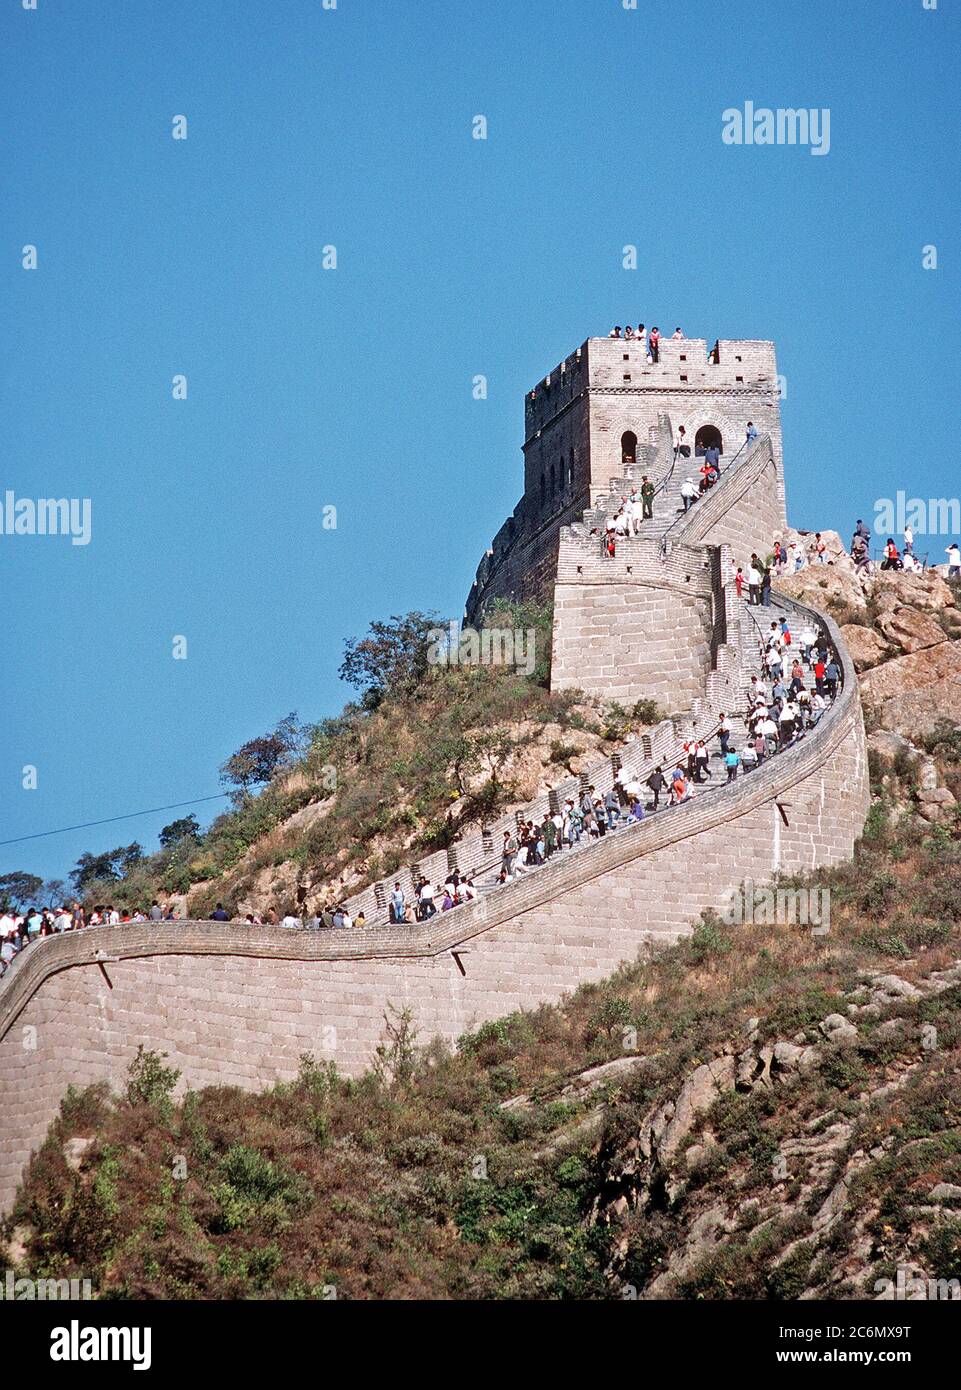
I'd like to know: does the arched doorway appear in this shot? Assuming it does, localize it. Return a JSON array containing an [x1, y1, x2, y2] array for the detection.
[[694, 425, 723, 457], [621, 430, 637, 464]]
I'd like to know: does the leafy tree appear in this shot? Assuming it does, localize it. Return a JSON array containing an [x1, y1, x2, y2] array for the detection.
[[219, 712, 310, 798], [0, 871, 43, 911], [70, 843, 143, 892], [39, 878, 68, 909], [338, 611, 441, 707], [159, 814, 203, 848]]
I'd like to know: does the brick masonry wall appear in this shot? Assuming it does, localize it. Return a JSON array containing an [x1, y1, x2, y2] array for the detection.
[[676, 446, 787, 561], [0, 630, 870, 1215]]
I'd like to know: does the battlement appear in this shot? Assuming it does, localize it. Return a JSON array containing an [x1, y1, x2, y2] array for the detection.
[[524, 336, 779, 439], [466, 327, 786, 626]]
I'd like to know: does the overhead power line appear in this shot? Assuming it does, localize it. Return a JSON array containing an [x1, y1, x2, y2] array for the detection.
[[0, 793, 232, 848]]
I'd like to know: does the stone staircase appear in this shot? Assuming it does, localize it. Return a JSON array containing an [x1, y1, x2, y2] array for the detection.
[[587, 436, 756, 547]]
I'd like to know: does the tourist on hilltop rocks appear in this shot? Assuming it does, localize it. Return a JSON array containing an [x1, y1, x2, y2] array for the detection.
[[881, 537, 902, 571], [946, 543, 961, 579], [645, 765, 667, 811], [680, 476, 698, 511], [852, 535, 871, 573], [811, 532, 827, 566], [641, 475, 655, 520]]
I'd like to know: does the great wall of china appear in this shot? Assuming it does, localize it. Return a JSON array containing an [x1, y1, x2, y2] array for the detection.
[[0, 333, 871, 1214]]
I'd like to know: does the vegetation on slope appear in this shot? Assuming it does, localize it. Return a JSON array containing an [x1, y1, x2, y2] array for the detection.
[[0, 601, 662, 919], [4, 787, 961, 1300]]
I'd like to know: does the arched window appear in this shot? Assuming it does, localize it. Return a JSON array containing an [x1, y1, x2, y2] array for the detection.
[[620, 430, 638, 464], [694, 425, 724, 456]]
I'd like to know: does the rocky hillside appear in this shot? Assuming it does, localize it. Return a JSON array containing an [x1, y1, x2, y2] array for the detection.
[[778, 544, 961, 827]]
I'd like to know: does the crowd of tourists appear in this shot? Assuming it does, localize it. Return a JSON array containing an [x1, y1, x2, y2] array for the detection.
[[494, 609, 840, 882], [600, 421, 762, 554]]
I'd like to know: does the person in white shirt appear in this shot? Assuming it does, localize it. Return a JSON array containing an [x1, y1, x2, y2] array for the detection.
[[748, 563, 763, 604], [282, 912, 301, 928], [946, 544, 961, 578], [903, 526, 914, 555], [614, 508, 631, 537], [680, 478, 698, 511]]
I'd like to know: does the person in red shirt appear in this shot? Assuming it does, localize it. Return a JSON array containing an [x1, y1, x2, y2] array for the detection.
[[735, 567, 744, 598], [813, 659, 826, 695]]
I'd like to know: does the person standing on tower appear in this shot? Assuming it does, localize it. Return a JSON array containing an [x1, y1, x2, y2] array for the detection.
[[649, 326, 660, 362]]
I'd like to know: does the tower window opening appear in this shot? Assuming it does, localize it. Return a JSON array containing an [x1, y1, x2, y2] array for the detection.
[[694, 425, 723, 456], [620, 430, 638, 464]]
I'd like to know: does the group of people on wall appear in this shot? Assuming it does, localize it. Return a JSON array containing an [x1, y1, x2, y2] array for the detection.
[[495, 609, 840, 880], [607, 323, 723, 365], [608, 323, 684, 362]]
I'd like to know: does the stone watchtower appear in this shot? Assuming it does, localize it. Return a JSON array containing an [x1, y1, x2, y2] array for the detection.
[[466, 333, 785, 624]]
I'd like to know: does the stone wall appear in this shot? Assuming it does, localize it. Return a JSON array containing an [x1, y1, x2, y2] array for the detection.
[[675, 443, 787, 561], [0, 605, 870, 1216], [550, 533, 716, 707]]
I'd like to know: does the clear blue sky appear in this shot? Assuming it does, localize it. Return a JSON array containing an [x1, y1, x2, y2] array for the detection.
[[2, 0, 958, 886]]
